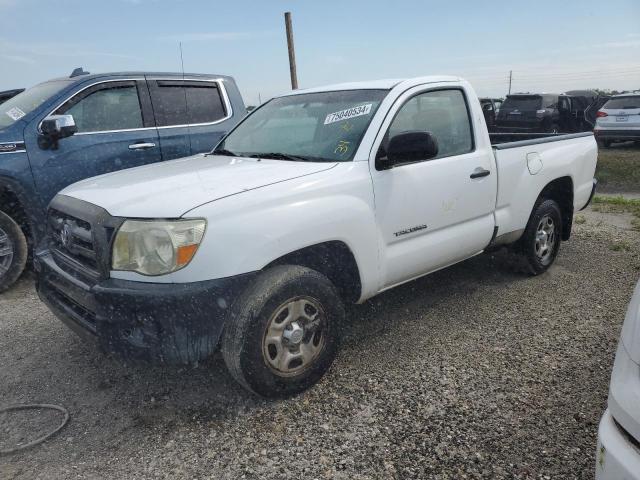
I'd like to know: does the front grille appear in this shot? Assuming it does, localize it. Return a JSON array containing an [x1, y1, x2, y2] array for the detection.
[[48, 208, 98, 272], [48, 286, 97, 332]]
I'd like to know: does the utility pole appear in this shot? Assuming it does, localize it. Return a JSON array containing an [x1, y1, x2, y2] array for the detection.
[[284, 12, 298, 90], [508, 70, 512, 95]]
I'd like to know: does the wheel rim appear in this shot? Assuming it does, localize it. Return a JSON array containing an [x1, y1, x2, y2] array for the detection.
[[0, 226, 14, 276], [535, 214, 556, 265], [262, 296, 326, 377]]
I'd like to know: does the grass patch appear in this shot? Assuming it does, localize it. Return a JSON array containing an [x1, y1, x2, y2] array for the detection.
[[592, 195, 640, 231], [596, 145, 640, 194], [609, 240, 632, 252], [574, 214, 586, 225]]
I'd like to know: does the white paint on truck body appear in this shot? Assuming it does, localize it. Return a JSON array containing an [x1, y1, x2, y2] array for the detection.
[[59, 76, 599, 301]]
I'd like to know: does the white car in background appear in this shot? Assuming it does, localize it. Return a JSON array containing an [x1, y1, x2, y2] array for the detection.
[[596, 281, 640, 479], [594, 93, 640, 147]]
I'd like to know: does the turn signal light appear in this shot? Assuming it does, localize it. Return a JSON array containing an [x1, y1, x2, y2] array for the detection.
[[596, 111, 608, 118]]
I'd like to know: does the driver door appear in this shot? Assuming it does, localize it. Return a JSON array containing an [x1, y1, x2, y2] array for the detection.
[[370, 86, 497, 290]]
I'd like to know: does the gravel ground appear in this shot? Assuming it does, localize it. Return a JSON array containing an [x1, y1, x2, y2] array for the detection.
[[1, 207, 639, 479]]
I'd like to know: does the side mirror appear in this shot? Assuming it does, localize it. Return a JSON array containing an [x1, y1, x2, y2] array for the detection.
[[39, 114, 77, 150], [482, 103, 493, 111], [377, 131, 438, 170]]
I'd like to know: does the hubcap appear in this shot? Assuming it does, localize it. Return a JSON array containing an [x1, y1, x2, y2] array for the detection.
[[262, 297, 326, 377], [0, 226, 14, 276], [535, 214, 556, 265]]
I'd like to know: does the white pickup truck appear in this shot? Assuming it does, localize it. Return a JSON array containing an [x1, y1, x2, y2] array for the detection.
[[36, 76, 598, 397]]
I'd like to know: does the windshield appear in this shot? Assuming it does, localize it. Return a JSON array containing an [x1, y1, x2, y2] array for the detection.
[[214, 89, 389, 162], [0, 80, 71, 130], [604, 96, 640, 110]]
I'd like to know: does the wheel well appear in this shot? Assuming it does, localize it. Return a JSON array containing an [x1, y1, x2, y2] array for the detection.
[[0, 185, 31, 238], [538, 177, 573, 240], [265, 241, 362, 304]]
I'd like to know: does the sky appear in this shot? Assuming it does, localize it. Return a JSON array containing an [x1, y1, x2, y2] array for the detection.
[[0, 0, 639, 105]]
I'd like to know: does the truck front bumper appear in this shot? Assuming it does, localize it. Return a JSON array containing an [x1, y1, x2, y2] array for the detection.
[[35, 251, 255, 364]]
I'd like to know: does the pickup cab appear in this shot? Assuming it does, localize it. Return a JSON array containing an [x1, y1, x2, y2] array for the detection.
[[0, 70, 245, 291], [35, 76, 598, 397]]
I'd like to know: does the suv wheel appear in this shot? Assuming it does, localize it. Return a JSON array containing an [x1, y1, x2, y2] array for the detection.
[[221, 265, 343, 398], [518, 199, 562, 275], [0, 210, 28, 293]]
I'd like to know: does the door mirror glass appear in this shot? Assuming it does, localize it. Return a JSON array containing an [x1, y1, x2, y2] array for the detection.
[[378, 131, 439, 169], [482, 103, 493, 111], [39, 114, 77, 149]]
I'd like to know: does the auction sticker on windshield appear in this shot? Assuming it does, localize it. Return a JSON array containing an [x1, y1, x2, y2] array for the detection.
[[324, 104, 372, 125], [5, 107, 26, 121]]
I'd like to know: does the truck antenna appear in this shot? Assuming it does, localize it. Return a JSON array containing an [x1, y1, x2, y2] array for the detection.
[[179, 42, 193, 155]]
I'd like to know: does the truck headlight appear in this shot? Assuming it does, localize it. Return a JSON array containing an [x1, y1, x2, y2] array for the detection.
[[112, 219, 206, 276]]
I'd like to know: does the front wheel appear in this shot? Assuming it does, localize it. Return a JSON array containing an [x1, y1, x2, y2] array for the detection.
[[518, 199, 562, 275], [221, 265, 344, 398], [0, 210, 28, 293]]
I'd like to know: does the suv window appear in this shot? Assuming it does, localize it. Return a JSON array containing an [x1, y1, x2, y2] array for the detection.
[[542, 95, 559, 109], [149, 81, 227, 127], [387, 89, 473, 159], [57, 83, 143, 133], [604, 96, 640, 110]]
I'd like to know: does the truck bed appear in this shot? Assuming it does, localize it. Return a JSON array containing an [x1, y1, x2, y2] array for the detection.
[[490, 131, 597, 242]]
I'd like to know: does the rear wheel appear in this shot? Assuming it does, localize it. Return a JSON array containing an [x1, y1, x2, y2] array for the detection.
[[221, 265, 343, 398], [517, 199, 562, 275], [0, 210, 28, 293]]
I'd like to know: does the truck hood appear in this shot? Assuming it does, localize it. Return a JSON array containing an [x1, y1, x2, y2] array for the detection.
[[60, 154, 338, 218]]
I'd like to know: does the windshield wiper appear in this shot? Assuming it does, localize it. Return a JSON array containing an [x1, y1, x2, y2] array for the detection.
[[207, 148, 237, 157], [248, 152, 313, 162]]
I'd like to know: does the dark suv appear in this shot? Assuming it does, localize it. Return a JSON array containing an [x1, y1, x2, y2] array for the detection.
[[494, 94, 562, 133], [495, 91, 605, 134], [0, 70, 245, 292]]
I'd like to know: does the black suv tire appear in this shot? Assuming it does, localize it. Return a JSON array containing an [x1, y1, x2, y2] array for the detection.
[[0, 210, 28, 293]]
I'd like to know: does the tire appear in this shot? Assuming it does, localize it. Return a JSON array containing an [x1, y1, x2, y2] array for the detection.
[[549, 124, 560, 134], [517, 199, 562, 275], [221, 265, 344, 398], [0, 210, 28, 293]]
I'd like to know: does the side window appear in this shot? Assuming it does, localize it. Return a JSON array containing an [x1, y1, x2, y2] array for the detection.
[[57, 83, 143, 133], [149, 81, 227, 127], [386, 89, 473, 160], [186, 84, 227, 124], [544, 96, 559, 109]]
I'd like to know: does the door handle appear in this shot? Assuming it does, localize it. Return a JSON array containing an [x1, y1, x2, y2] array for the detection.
[[470, 167, 491, 179], [128, 142, 156, 150]]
